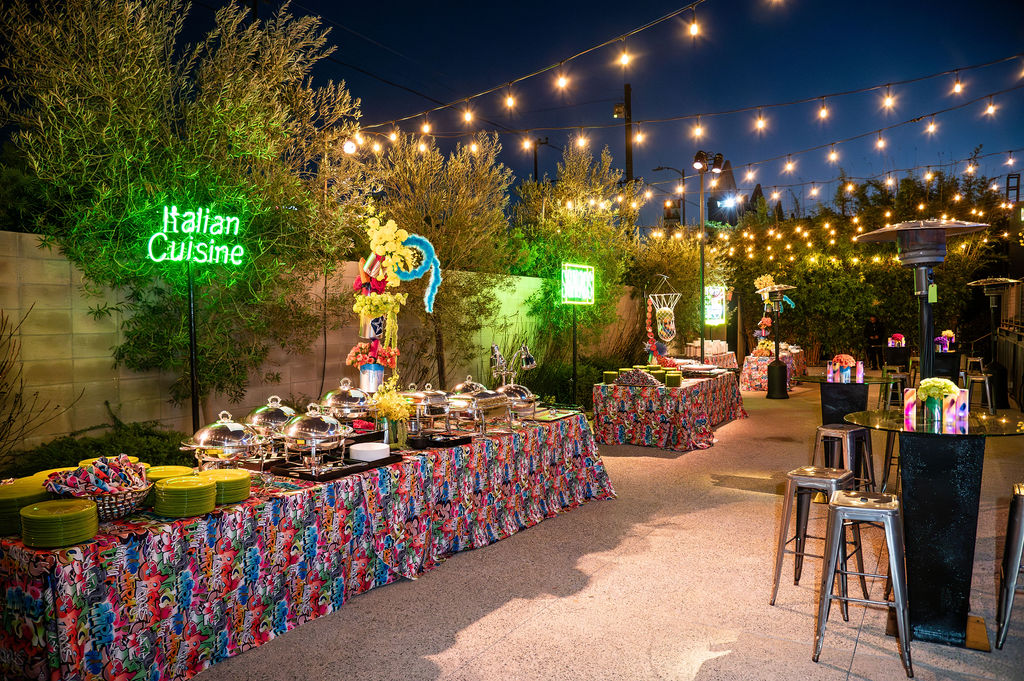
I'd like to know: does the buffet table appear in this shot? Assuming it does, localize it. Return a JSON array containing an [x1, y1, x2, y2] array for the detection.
[[0, 415, 613, 681], [592, 372, 746, 451], [739, 350, 806, 391], [671, 352, 738, 370]]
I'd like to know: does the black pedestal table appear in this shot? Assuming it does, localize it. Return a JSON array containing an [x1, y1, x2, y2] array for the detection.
[[844, 408, 1024, 650]]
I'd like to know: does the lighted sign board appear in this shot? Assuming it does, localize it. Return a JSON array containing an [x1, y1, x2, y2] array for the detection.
[[561, 263, 595, 305], [146, 205, 245, 266], [705, 285, 726, 325]]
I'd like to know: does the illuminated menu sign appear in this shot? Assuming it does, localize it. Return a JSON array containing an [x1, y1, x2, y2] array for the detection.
[[146, 205, 244, 266], [561, 263, 595, 305]]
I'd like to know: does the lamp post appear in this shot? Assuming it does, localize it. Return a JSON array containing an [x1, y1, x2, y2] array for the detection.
[[857, 219, 987, 380], [757, 284, 796, 399], [691, 151, 724, 364], [967, 277, 1018, 409]]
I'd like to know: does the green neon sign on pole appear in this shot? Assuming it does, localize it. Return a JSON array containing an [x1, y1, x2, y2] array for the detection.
[[705, 285, 726, 326], [561, 263, 595, 305], [561, 263, 594, 408], [146, 205, 245, 266]]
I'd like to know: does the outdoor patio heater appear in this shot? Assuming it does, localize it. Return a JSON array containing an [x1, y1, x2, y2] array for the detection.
[[967, 277, 1019, 409], [757, 284, 796, 400], [856, 219, 986, 381]]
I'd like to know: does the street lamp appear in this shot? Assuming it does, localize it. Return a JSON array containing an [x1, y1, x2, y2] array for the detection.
[[692, 150, 723, 364]]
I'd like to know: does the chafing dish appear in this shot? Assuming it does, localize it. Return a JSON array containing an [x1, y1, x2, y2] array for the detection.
[[450, 374, 487, 395], [282, 403, 352, 474], [181, 411, 271, 470], [448, 389, 513, 435], [244, 395, 296, 438], [321, 378, 375, 421], [495, 383, 538, 420], [401, 382, 452, 433]]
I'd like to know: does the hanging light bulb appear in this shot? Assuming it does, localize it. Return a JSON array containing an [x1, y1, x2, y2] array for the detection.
[[876, 133, 886, 149], [990, 182, 1000, 191], [693, 117, 704, 138], [342, 139, 357, 154], [372, 141, 382, 153], [924, 169, 934, 181], [418, 141, 427, 153], [810, 184, 819, 197], [745, 166, 755, 182], [463, 108, 473, 123], [885, 175, 894, 187], [556, 73, 569, 89], [709, 177, 719, 187], [926, 116, 937, 134], [619, 51, 631, 66], [388, 130, 399, 142], [634, 129, 645, 144], [953, 71, 962, 94], [469, 142, 479, 153], [522, 138, 532, 150], [505, 93, 515, 109], [676, 183, 684, 195], [883, 86, 895, 109], [953, 193, 962, 202], [965, 163, 976, 174], [846, 182, 855, 193], [985, 97, 996, 115], [755, 109, 766, 131], [689, 8, 699, 36], [917, 203, 926, 211], [354, 133, 364, 145], [818, 97, 829, 119], [421, 121, 431, 134], [828, 145, 838, 163], [1007, 153, 1016, 166], [644, 189, 653, 199], [576, 134, 588, 147], [771, 189, 781, 201], [784, 156, 794, 173]]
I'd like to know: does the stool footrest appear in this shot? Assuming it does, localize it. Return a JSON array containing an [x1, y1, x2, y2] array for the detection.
[[827, 595, 893, 608]]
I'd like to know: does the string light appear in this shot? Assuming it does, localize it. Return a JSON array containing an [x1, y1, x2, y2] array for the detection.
[[846, 182, 855, 193], [676, 183, 684, 195], [784, 156, 795, 173], [953, 193, 962, 201], [556, 73, 569, 89], [522, 138, 532, 150], [965, 163, 976, 174], [771, 189, 781, 201], [709, 177, 719, 187], [469, 142, 479, 153], [828, 145, 839, 163], [644, 189, 653, 199], [745, 166, 755, 181], [342, 140, 356, 154], [985, 97, 996, 115], [619, 51, 631, 67], [1007, 153, 1016, 166], [917, 202, 926, 210], [953, 71, 963, 94], [418, 142, 428, 153], [354, 133, 364, 145], [693, 117, 704, 139], [755, 109, 766, 131], [818, 98, 829, 120], [576, 134, 588, 147], [876, 133, 886, 149], [505, 93, 515, 109], [885, 175, 894, 187], [990, 182, 1000, 191], [389, 131, 399, 142], [634, 129, 645, 144], [924, 169, 934, 181], [809, 184, 819, 196], [926, 116, 937, 134], [372, 142, 382, 153], [883, 86, 895, 109], [463, 108, 473, 123], [689, 8, 699, 36], [421, 121, 431, 134]]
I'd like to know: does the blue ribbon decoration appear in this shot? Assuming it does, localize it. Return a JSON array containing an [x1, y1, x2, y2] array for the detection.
[[396, 234, 442, 313], [782, 295, 795, 309]]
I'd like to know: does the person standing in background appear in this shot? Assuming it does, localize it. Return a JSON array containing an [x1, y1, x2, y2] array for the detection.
[[864, 314, 885, 370]]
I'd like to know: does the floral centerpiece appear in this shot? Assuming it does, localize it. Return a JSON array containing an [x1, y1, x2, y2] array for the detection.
[[754, 274, 776, 295], [934, 329, 956, 352], [888, 333, 905, 347], [752, 339, 774, 357], [916, 377, 960, 402], [371, 376, 415, 446], [832, 354, 856, 368], [346, 341, 399, 370]]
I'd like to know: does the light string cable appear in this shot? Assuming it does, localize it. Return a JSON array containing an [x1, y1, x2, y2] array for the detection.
[[361, 0, 711, 129]]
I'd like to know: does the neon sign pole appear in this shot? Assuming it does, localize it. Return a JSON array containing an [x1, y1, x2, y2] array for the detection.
[[561, 263, 595, 407], [147, 205, 245, 430]]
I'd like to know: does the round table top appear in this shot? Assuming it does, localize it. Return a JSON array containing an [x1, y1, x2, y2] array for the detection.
[[845, 409, 1024, 437], [795, 374, 890, 385]]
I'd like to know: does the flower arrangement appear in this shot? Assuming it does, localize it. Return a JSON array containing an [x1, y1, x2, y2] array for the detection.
[[366, 214, 415, 287], [754, 274, 776, 291], [353, 292, 408, 320], [832, 354, 856, 368], [346, 341, 400, 369], [752, 339, 774, 357], [758, 316, 772, 328], [941, 329, 955, 341], [888, 333, 905, 347], [917, 377, 960, 402], [371, 376, 414, 421]]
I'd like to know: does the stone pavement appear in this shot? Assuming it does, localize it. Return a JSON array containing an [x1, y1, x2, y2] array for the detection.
[[198, 384, 1024, 681]]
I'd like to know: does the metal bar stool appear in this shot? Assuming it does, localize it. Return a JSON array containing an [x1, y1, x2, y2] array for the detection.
[[997, 483, 1024, 649], [966, 356, 984, 374], [878, 374, 908, 493], [959, 371, 996, 415], [908, 356, 920, 386], [813, 490, 913, 678], [811, 425, 877, 491], [770, 466, 867, 616]]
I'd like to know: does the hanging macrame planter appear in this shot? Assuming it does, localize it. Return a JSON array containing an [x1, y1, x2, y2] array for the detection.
[[648, 275, 681, 342]]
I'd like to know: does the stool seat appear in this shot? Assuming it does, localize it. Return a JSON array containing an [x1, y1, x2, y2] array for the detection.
[[789, 466, 854, 486], [996, 483, 1024, 649], [812, 426, 876, 491], [814, 490, 912, 677]]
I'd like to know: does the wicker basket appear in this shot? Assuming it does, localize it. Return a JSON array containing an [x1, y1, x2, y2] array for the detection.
[[86, 484, 153, 522]]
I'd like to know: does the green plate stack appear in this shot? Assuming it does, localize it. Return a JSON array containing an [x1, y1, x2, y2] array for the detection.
[[20, 499, 98, 548], [198, 469, 252, 505], [651, 370, 666, 384], [0, 479, 51, 535], [602, 371, 618, 384], [665, 373, 683, 388], [143, 466, 196, 507], [618, 368, 632, 376], [152, 477, 216, 518]]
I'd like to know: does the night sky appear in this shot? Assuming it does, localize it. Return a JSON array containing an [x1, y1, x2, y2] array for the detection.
[[219, 1, 1023, 221]]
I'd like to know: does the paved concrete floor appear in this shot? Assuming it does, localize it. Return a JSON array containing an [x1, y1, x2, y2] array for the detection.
[[199, 385, 1024, 681]]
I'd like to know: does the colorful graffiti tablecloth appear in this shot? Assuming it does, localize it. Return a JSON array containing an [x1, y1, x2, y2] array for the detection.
[[0, 415, 613, 681], [592, 372, 746, 451], [669, 352, 738, 370], [739, 351, 806, 391]]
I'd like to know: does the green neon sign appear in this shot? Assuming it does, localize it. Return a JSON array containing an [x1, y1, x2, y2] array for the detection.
[[146, 205, 245, 266], [705, 285, 726, 325], [561, 263, 595, 305]]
